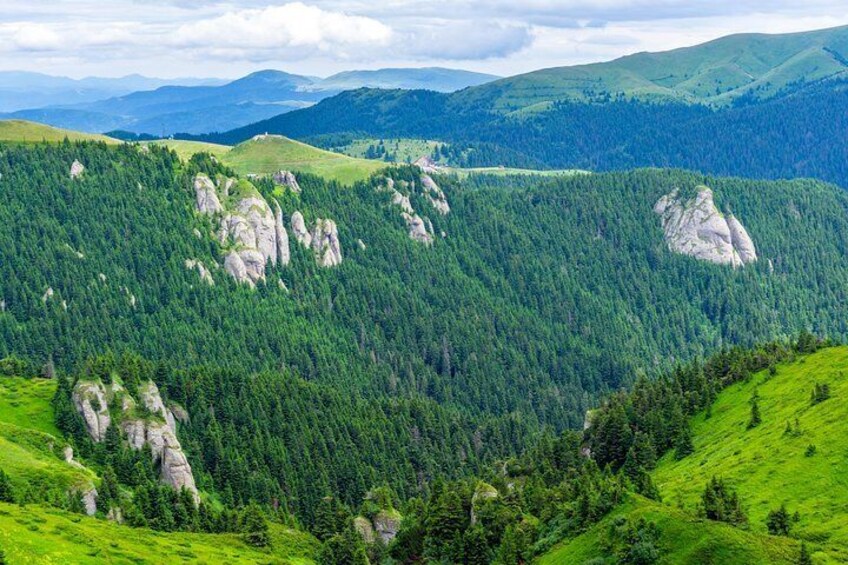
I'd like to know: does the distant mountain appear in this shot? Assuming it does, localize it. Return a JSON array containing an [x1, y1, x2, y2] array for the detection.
[[454, 24, 848, 112], [0, 71, 222, 113], [313, 67, 498, 93], [1, 67, 499, 135]]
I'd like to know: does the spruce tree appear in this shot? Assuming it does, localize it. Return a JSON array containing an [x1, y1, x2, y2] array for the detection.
[[0, 469, 13, 504]]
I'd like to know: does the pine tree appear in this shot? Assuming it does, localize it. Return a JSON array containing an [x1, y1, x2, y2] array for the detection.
[[0, 469, 14, 503], [747, 398, 762, 429], [241, 503, 271, 547], [674, 424, 694, 460], [766, 504, 792, 536]]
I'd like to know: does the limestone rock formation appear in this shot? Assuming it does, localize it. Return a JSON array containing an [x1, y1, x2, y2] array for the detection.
[[70, 160, 85, 179], [82, 487, 98, 516], [420, 174, 450, 215], [291, 211, 312, 247], [73, 377, 199, 502], [654, 187, 757, 268], [414, 155, 442, 174], [193, 173, 292, 286], [193, 174, 223, 214], [373, 509, 402, 544], [403, 213, 434, 245], [311, 219, 343, 267], [72, 380, 111, 442], [273, 170, 301, 193]]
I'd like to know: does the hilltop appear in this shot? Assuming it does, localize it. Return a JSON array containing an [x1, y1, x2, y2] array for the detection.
[[0, 120, 118, 144]]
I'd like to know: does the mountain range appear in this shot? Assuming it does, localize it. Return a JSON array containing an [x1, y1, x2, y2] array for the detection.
[[0, 67, 498, 136]]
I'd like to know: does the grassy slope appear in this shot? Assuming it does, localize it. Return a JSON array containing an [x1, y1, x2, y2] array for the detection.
[[539, 495, 798, 565], [0, 502, 318, 564], [0, 375, 318, 563], [141, 139, 232, 161], [222, 134, 384, 184], [334, 137, 444, 164], [0, 120, 118, 144], [455, 25, 848, 111], [653, 346, 848, 563]]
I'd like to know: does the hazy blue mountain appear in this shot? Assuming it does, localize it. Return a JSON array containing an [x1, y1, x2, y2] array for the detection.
[[0, 71, 222, 112], [1, 67, 499, 135]]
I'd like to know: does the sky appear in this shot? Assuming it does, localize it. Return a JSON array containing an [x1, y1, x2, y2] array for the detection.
[[1, 1, 848, 79]]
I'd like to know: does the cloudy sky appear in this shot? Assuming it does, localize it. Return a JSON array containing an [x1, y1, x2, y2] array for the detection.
[[2, 1, 848, 79]]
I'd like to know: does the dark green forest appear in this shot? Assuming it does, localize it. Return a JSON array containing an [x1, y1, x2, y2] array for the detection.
[[203, 80, 848, 188], [2, 140, 848, 534]]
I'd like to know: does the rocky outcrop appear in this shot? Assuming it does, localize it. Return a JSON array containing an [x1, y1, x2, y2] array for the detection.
[[420, 174, 450, 215], [273, 170, 301, 193], [73, 377, 198, 503], [70, 160, 85, 179], [185, 259, 215, 286], [403, 213, 434, 245], [82, 487, 98, 516], [654, 187, 757, 268], [193, 174, 292, 286], [373, 509, 402, 544], [193, 174, 223, 214], [414, 156, 442, 174], [311, 219, 343, 267], [291, 212, 343, 267], [291, 211, 312, 247], [72, 380, 111, 442]]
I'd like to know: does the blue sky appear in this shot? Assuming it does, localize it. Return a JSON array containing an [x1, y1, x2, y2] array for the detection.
[[1, 1, 847, 79]]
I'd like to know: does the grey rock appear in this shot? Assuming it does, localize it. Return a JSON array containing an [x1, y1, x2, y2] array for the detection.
[[373, 510, 402, 544], [311, 219, 343, 267], [72, 380, 111, 442], [654, 187, 756, 268], [70, 160, 85, 179], [414, 156, 442, 174], [420, 174, 450, 215], [273, 170, 301, 193], [402, 212, 434, 245], [185, 259, 215, 286], [291, 211, 312, 247], [138, 381, 177, 434], [169, 403, 190, 425], [82, 487, 98, 516], [193, 174, 223, 215], [224, 252, 250, 286], [354, 516, 375, 544], [391, 190, 414, 214]]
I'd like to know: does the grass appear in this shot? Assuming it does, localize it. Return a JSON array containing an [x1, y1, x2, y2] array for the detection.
[[0, 377, 60, 436], [652, 346, 848, 563], [141, 139, 232, 162], [330, 138, 445, 164], [0, 502, 318, 564], [539, 495, 799, 565], [222, 134, 385, 185], [0, 120, 118, 144]]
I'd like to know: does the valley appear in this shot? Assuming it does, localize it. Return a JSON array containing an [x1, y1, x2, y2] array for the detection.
[[1, 12, 848, 565]]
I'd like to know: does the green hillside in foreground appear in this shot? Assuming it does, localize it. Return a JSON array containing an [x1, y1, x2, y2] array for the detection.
[[454, 24, 848, 111], [0, 502, 318, 564], [652, 345, 848, 563], [539, 495, 799, 565], [222, 134, 384, 184], [0, 120, 118, 144], [0, 374, 318, 564]]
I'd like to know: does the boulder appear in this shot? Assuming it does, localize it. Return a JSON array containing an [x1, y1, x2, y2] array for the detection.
[[420, 174, 450, 215], [224, 252, 250, 286], [311, 219, 343, 267], [273, 170, 301, 193], [291, 211, 312, 247], [185, 259, 215, 286], [70, 160, 85, 179], [372, 509, 402, 544], [82, 487, 98, 516], [654, 187, 757, 268], [72, 380, 111, 442], [194, 174, 223, 215], [402, 213, 434, 245], [138, 381, 177, 434]]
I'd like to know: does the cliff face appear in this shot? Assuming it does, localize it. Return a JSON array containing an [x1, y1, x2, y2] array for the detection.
[[291, 211, 343, 267], [654, 187, 757, 268], [72, 378, 198, 502], [381, 171, 450, 245], [193, 173, 292, 286]]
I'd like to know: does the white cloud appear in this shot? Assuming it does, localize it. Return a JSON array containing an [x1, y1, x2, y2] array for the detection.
[[401, 21, 534, 60], [6, 23, 62, 51], [172, 3, 393, 58]]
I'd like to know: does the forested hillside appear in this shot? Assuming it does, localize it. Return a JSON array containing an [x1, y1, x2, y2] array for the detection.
[[210, 80, 848, 188]]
